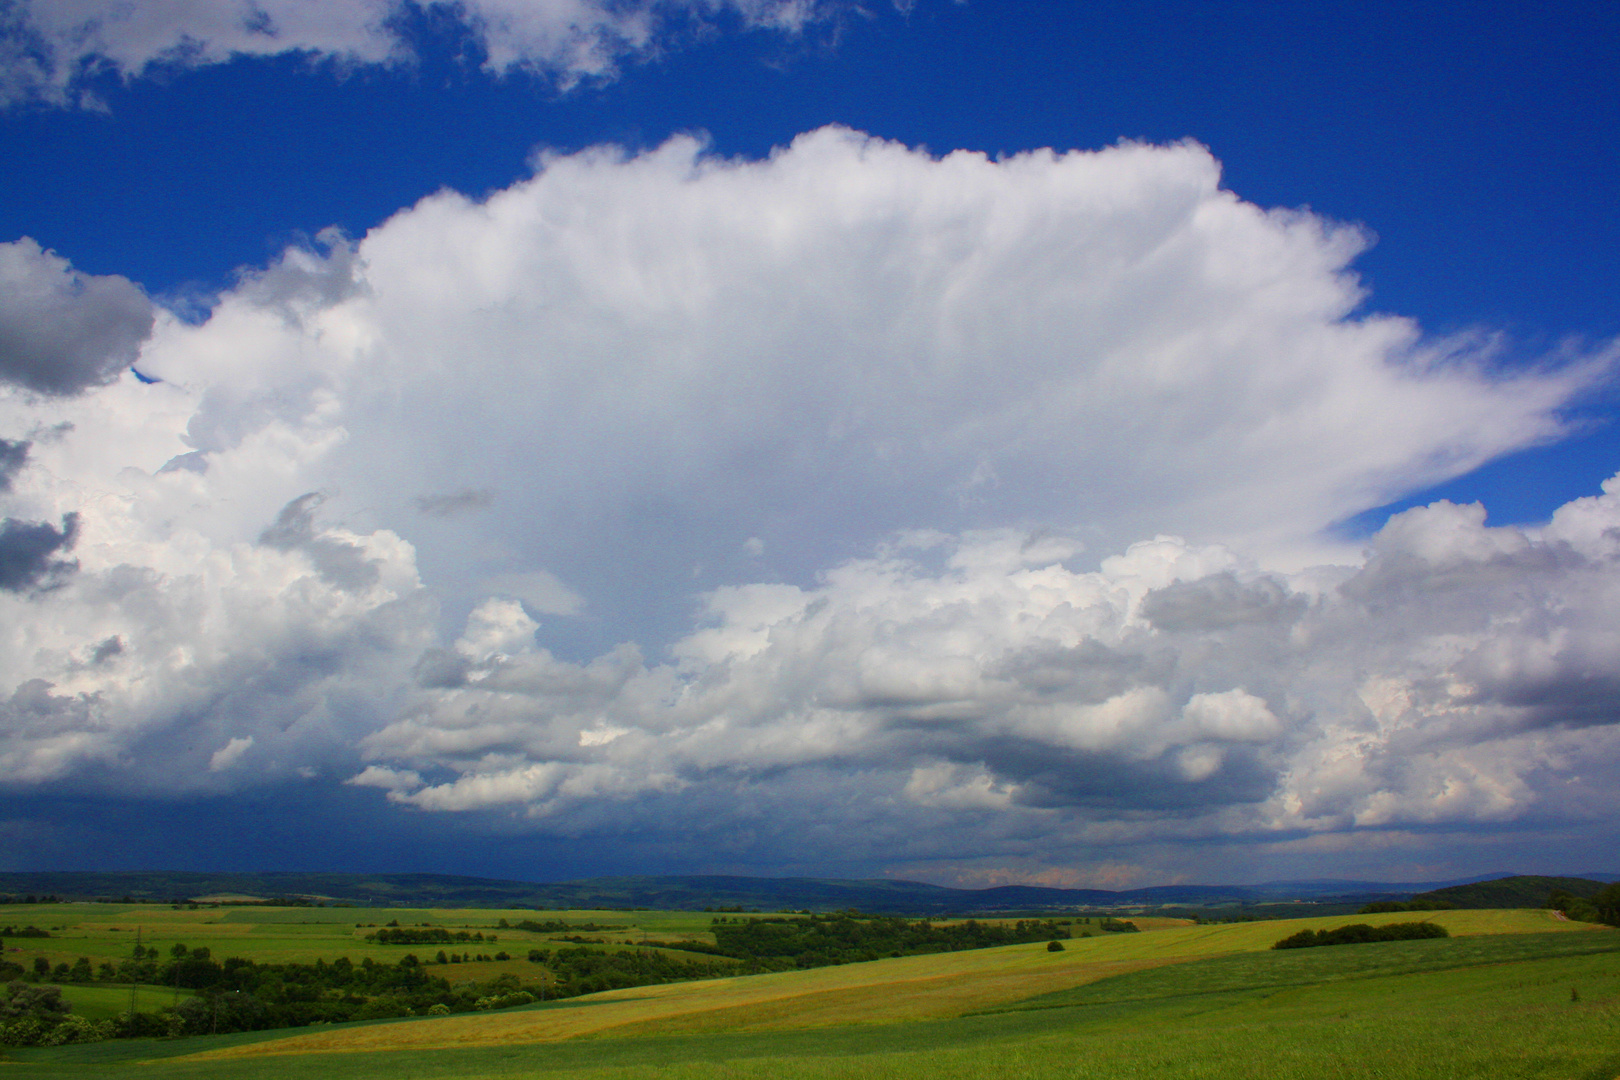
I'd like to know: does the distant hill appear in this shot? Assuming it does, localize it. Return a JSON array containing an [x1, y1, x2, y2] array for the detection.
[[1412, 875, 1610, 909], [1, 869, 1610, 914], [0, 870, 1238, 912]]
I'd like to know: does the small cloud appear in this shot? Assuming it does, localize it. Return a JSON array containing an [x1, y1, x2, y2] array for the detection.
[[157, 451, 208, 475], [0, 439, 28, 492], [456, 598, 541, 660], [346, 765, 423, 792], [579, 723, 629, 747], [414, 488, 495, 517], [477, 570, 585, 616], [743, 536, 765, 557], [208, 736, 254, 772]]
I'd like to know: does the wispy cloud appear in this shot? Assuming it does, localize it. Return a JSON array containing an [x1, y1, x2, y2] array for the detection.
[[0, 0, 890, 107]]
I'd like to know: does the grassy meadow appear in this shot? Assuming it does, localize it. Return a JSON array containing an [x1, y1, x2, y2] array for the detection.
[[4, 904, 1617, 1079]]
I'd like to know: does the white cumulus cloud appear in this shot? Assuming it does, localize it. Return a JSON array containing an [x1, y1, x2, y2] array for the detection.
[[0, 128, 1616, 878]]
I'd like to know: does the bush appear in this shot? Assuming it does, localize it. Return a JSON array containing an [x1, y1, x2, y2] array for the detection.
[[1046, 940, 1065, 952], [474, 990, 536, 1011], [1273, 921, 1449, 950]]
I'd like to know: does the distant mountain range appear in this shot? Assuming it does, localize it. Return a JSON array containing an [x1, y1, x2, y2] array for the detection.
[[1, 869, 1612, 913]]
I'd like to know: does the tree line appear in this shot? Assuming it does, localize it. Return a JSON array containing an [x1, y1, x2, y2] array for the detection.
[[1548, 884, 1620, 927], [667, 913, 1084, 969], [1272, 922, 1449, 950], [0, 947, 544, 1047], [365, 926, 494, 945]]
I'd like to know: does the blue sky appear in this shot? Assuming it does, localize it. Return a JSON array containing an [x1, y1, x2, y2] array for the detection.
[[0, 0, 1617, 888]]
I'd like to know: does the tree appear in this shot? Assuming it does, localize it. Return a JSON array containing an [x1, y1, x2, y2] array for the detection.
[[1594, 883, 1620, 927]]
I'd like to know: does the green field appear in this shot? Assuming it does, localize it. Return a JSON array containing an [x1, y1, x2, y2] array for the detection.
[[1, 903, 745, 997], [4, 905, 1617, 1079]]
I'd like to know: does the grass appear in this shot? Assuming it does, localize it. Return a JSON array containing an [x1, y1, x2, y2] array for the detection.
[[4, 906, 1615, 1079]]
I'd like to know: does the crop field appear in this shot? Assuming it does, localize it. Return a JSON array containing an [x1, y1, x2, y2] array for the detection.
[[1, 902, 750, 999], [4, 905, 1617, 1079]]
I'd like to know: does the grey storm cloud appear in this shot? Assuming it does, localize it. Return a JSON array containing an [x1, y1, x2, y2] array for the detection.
[[1139, 573, 1306, 632], [0, 239, 154, 395], [0, 512, 78, 591], [259, 493, 382, 592], [0, 438, 27, 491]]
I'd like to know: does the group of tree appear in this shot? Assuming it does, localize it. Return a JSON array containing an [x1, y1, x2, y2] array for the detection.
[[509, 919, 623, 934], [664, 913, 1084, 970], [365, 925, 494, 945], [1272, 922, 1449, 950], [1357, 900, 1457, 914], [524, 946, 730, 997], [1548, 884, 1620, 927], [0, 948, 553, 1047]]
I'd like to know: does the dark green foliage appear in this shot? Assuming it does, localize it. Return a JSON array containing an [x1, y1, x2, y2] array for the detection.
[[0, 925, 50, 938], [1549, 883, 1620, 927], [0, 947, 570, 1047], [1098, 918, 1139, 933], [1046, 940, 1065, 952], [1358, 900, 1457, 914], [1, 982, 70, 1022], [1547, 889, 1600, 923], [1272, 921, 1449, 950], [524, 946, 727, 997], [669, 914, 1074, 970], [364, 927, 488, 945], [1595, 883, 1620, 927], [1411, 875, 1608, 910], [0, 982, 83, 1046]]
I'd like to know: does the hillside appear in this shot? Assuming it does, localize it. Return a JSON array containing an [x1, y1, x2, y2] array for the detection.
[[1412, 875, 1609, 909], [0, 871, 1369, 912], [3, 870, 1608, 914]]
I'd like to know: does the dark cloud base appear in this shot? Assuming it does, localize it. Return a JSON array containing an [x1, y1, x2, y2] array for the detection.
[[0, 787, 628, 880], [0, 511, 78, 591], [2, 783, 1617, 888]]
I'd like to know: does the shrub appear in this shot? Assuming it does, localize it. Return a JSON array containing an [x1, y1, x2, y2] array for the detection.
[[1046, 940, 1065, 952], [1273, 921, 1449, 950]]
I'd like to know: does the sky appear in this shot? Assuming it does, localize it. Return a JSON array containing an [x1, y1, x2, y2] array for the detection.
[[1, 0, 1618, 891]]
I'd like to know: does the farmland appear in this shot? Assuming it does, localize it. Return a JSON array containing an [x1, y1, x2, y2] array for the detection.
[[3, 903, 1617, 1078]]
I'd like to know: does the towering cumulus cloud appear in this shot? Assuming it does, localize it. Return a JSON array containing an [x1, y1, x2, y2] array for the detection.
[[0, 129, 1615, 878], [0, 0, 876, 106]]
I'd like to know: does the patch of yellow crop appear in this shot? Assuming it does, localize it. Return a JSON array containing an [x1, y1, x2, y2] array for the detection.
[[181, 940, 1158, 1061]]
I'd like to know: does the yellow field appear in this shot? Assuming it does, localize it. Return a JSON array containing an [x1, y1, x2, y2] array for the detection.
[[181, 907, 1598, 1062]]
